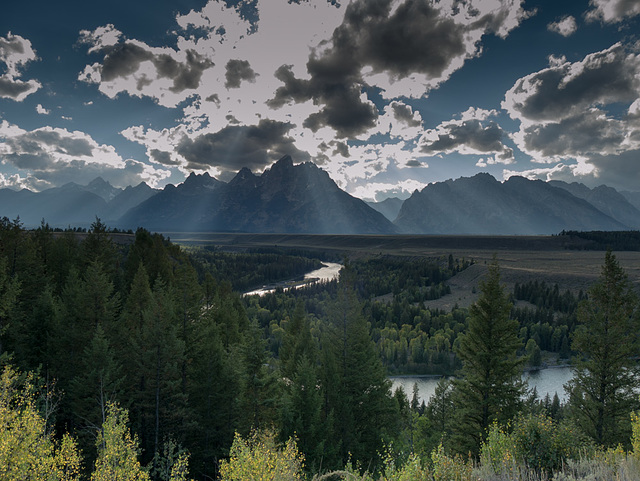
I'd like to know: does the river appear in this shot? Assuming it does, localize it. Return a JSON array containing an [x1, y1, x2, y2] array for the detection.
[[243, 262, 342, 296], [391, 365, 573, 405]]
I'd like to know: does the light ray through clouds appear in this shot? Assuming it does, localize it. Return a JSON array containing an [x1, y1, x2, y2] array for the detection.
[[0, 0, 640, 197]]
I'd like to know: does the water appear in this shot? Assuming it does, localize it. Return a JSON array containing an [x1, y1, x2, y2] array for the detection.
[[391, 366, 573, 405], [244, 262, 342, 296]]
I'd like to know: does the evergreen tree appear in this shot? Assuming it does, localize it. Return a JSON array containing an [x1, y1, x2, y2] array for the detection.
[[452, 260, 525, 455], [187, 308, 239, 478], [426, 377, 454, 450], [324, 262, 395, 469], [69, 324, 124, 462], [565, 251, 640, 447], [0, 256, 20, 358], [132, 279, 187, 462]]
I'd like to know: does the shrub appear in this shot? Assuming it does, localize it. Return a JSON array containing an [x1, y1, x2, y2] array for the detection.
[[431, 444, 474, 481], [218, 430, 305, 481]]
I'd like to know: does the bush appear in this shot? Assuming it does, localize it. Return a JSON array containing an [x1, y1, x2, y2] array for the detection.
[[218, 430, 305, 481]]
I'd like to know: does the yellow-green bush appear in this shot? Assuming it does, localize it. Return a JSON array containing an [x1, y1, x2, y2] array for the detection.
[[0, 365, 82, 481], [431, 444, 475, 481], [218, 430, 305, 481]]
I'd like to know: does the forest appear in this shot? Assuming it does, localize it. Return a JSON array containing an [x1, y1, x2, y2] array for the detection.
[[1, 217, 640, 480]]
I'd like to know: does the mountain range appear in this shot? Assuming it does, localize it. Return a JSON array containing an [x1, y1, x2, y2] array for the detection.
[[1, 155, 639, 235]]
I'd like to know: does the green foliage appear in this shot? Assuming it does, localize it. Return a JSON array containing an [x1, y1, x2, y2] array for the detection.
[[566, 251, 640, 447], [218, 430, 305, 481], [480, 414, 591, 476], [452, 260, 526, 455]]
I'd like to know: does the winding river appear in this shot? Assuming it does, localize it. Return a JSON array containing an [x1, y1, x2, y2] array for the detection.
[[243, 262, 342, 296]]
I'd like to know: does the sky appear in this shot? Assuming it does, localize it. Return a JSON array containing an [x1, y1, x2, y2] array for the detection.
[[1, 0, 640, 201]]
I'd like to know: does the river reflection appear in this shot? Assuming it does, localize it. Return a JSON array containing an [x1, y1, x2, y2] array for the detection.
[[244, 262, 342, 296], [391, 366, 573, 405]]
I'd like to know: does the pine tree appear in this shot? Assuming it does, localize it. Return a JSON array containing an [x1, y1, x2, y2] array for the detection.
[[452, 259, 525, 455], [565, 251, 640, 446], [324, 261, 394, 468], [132, 279, 187, 461]]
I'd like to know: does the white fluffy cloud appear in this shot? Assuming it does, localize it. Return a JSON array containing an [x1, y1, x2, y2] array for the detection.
[[547, 16, 577, 36], [0, 33, 41, 101], [585, 0, 640, 23], [35, 104, 50, 115], [78, 0, 532, 192], [0, 121, 170, 190], [502, 41, 640, 190]]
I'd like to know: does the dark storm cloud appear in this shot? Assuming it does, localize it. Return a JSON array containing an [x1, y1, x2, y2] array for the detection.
[[150, 149, 180, 166], [518, 111, 627, 158], [0, 77, 38, 99], [421, 118, 513, 159], [2, 130, 94, 169], [504, 43, 639, 123], [224, 59, 258, 88], [98, 42, 213, 93], [268, 0, 525, 138], [156, 50, 213, 92], [268, 64, 378, 138], [176, 119, 310, 172], [331, 141, 350, 157], [391, 101, 421, 127], [332, 0, 465, 79]]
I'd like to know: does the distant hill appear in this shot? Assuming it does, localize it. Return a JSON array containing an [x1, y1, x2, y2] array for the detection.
[[366, 197, 404, 222], [394, 173, 628, 235], [118, 155, 397, 234]]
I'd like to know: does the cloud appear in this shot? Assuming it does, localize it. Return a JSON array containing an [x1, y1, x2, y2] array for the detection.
[[36, 104, 50, 115], [585, 0, 640, 23], [175, 119, 310, 174], [78, 35, 214, 107], [350, 179, 426, 202], [502, 41, 640, 190], [503, 43, 640, 125], [0, 120, 170, 190], [224, 59, 258, 88], [503, 43, 640, 164], [0, 32, 41, 101], [78, 24, 122, 53], [547, 15, 577, 36], [419, 107, 514, 163], [268, 0, 531, 136]]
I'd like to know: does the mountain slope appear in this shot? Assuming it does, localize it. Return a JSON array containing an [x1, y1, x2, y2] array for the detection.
[[0, 183, 107, 227], [102, 182, 158, 221], [118, 156, 397, 234], [366, 197, 404, 222], [549, 181, 640, 229], [394, 173, 627, 235]]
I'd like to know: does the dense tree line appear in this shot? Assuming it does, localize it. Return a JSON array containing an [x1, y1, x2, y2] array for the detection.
[[560, 229, 640, 251], [187, 246, 324, 293], [1, 216, 640, 479]]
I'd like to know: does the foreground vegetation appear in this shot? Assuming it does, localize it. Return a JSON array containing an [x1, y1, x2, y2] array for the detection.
[[1, 217, 639, 480]]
